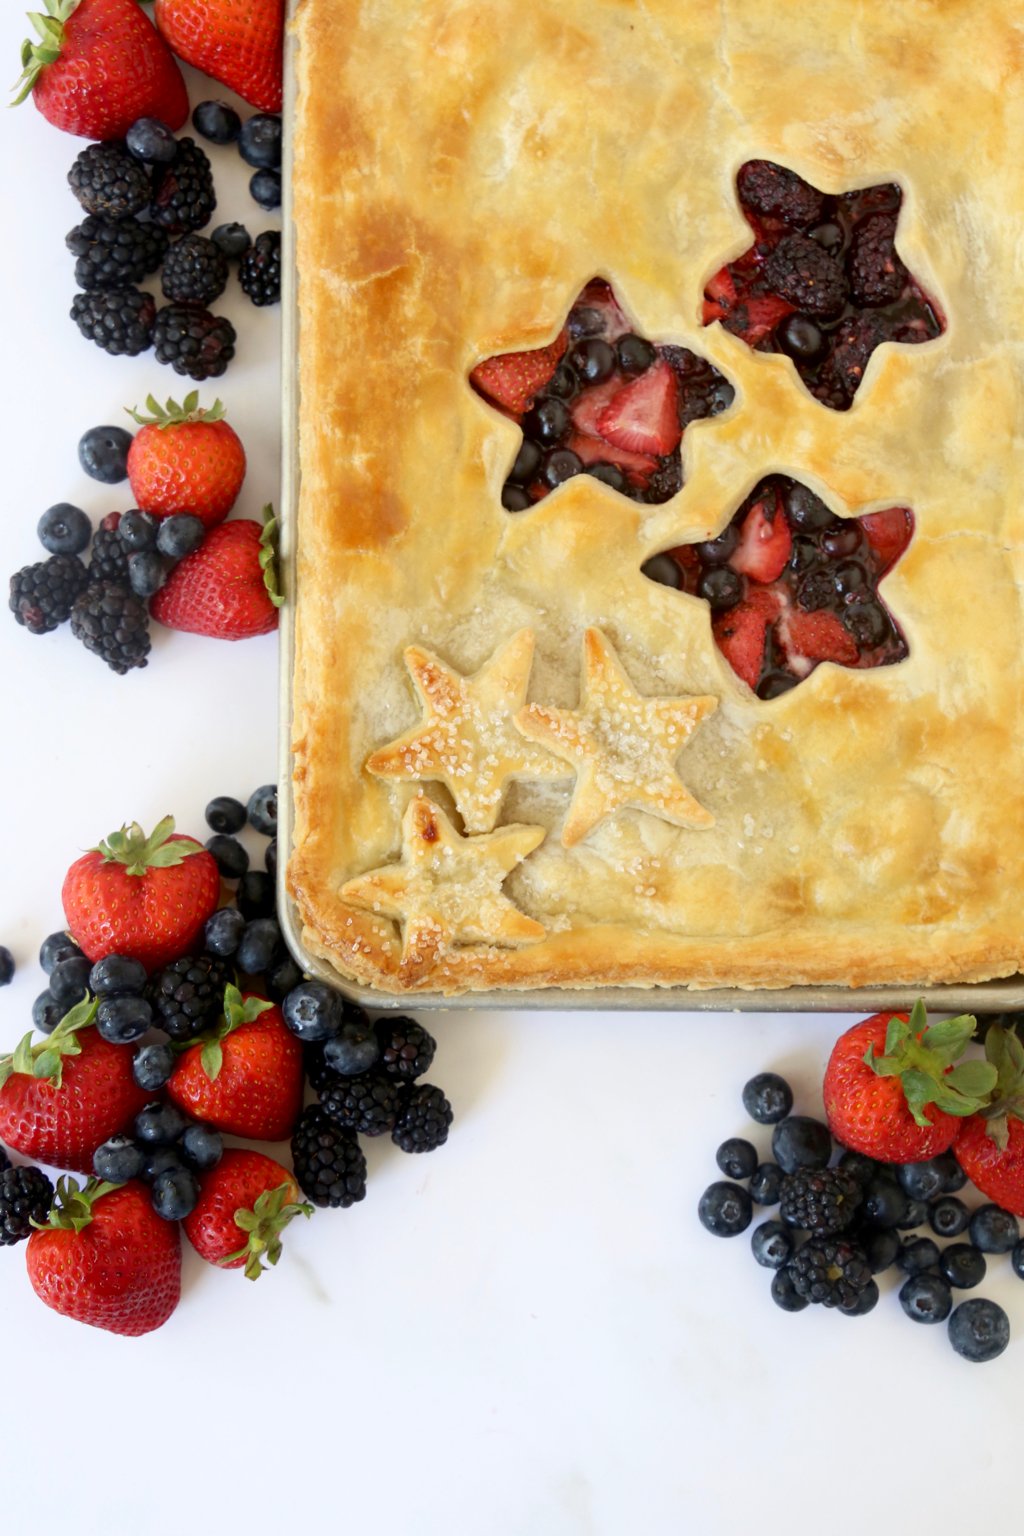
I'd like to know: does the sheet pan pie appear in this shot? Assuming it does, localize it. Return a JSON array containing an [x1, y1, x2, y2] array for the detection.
[[287, 0, 1024, 996]]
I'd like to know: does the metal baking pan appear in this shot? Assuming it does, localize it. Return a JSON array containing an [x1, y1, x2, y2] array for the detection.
[[275, 6, 1024, 1015]]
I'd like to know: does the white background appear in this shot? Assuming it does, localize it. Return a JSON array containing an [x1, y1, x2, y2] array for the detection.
[[0, 21, 1019, 1536]]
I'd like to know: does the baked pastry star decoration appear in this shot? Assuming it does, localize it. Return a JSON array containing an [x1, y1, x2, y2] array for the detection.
[[515, 628, 718, 848], [703, 159, 944, 410], [340, 795, 546, 972], [366, 629, 566, 833]]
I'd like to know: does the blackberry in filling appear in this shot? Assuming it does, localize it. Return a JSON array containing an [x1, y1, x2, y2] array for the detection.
[[703, 161, 944, 409], [642, 474, 913, 696], [471, 278, 734, 508]]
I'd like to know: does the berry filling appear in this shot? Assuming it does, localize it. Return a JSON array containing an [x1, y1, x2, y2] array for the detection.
[[702, 162, 945, 410], [642, 475, 913, 698], [470, 279, 734, 508]]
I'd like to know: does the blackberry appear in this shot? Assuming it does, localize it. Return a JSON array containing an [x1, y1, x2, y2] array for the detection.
[[736, 160, 826, 228], [813, 314, 884, 409], [238, 230, 281, 307], [763, 233, 848, 319], [69, 582, 151, 674], [154, 304, 236, 380], [66, 214, 168, 291], [88, 516, 131, 586], [149, 138, 216, 235], [291, 1104, 367, 1208], [848, 213, 907, 308], [147, 953, 230, 1041], [788, 1237, 873, 1309], [392, 1085, 454, 1154], [71, 288, 156, 357], [320, 1070, 402, 1137], [642, 455, 683, 505], [376, 1016, 436, 1081], [780, 1167, 862, 1235], [68, 141, 151, 218], [0, 1165, 54, 1245], [10, 555, 89, 634], [161, 234, 229, 305]]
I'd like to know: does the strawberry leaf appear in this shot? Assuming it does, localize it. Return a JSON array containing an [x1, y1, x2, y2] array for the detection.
[[865, 1000, 995, 1125], [95, 816, 202, 875], [200, 1040, 223, 1082], [11, 1032, 35, 1077], [920, 1015, 978, 1055], [946, 1060, 999, 1099], [884, 1013, 911, 1055]]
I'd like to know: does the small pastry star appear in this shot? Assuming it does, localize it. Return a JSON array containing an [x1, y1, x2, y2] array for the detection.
[[365, 629, 566, 833], [340, 795, 546, 976], [515, 628, 718, 848]]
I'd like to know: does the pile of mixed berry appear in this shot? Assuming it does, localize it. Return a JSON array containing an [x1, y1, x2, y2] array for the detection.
[[0, 789, 453, 1335], [471, 278, 735, 509], [8, 395, 280, 671], [702, 160, 944, 410], [699, 1004, 1024, 1362]]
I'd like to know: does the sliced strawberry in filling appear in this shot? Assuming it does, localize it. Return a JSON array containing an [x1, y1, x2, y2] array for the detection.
[[860, 507, 914, 575], [731, 491, 792, 582], [779, 606, 859, 672], [713, 587, 783, 691], [596, 361, 681, 457], [570, 377, 622, 439], [567, 432, 657, 486], [470, 327, 568, 415]]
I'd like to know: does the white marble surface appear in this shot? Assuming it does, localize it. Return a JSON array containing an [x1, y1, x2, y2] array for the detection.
[[0, 23, 1017, 1536]]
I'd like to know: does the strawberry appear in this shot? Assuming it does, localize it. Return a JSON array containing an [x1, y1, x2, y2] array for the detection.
[[730, 294, 795, 345], [27, 1177, 180, 1335], [167, 986, 304, 1141], [955, 1025, 1024, 1216], [860, 506, 914, 576], [712, 587, 781, 690], [13, 0, 188, 140], [731, 491, 792, 582], [566, 432, 657, 486], [183, 1149, 311, 1279], [470, 328, 569, 417], [149, 513, 282, 640], [62, 815, 220, 971], [126, 393, 246, 529], [0, 999, 149, 1173], [822, 1002, 994, 1163], [595, 360, 681, 457], [779, 607, 859, 669], [703, 267, 737, 317], [154, 0, 283, 112], [570, 376, 621, 439]]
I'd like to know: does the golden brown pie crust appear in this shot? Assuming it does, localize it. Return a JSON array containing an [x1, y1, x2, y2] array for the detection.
[[288, 0, 1024, 995]]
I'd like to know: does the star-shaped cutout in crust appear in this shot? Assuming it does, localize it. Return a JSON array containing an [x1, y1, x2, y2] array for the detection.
[[702, 160, 944, 410], [365, 629, 566, 833], [515, 628, 718, 848], [340, 795, 546, 978]]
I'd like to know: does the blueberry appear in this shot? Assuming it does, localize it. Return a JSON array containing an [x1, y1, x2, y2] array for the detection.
[[521, 398, 570, 448], [323, 1013, 380, 1075], [899, 1272, 952, 1324], [842, 601, 889, 648], [132, 1041, 176, 1092], [749, 1162, 783, 1206], [568, 338, 615, 385], [151, 1167, 200, 1221], [932, 1150, 967, 1193], [716, 1137, 758, 1180], [751, 1219, 794, 1269], [940, 1243, 987, 1290], [615, 334, 656, 375], [509, 439, 542, 485], [205, 834, 249, 880], [265, 840, 277, 881], [543, 361, 578, 400], [88, 955, 146, 997], [247, 784, 278, 837], [585, 464, 628, 493], [968, 1203, 1019, 1254], [1013, 1239, 1024, 1280], [204, 906, 246, 957], [93, 1134, 144, 1183], [896, 1197, 929, 1231], [78, 424, 132, 484], [142, 1146, 186, 1184], [0, 947, 13, 986], [125, 550, 167, 599], [96, 995, 152, 1045], [126, 117, 178, 164], [238, 113, 282, 168], [249, 168, 281, 210], [858, 1225, 901, 1274], [640, 554, 683, 589], [235, 917, 282, 974], [785, 484, 833, 532], [897, 1158, 948, 1201], [771, 1115, 831, 1174], [898, 1236, 941, 1275], [695, 526, 741, 567], [282, 980, 343, 1042], [698, 1181, 753, 1237], [540, 448, 583, 489], [698, 567, 743, 612], [777, 314, 826, 363], [156, 513, 205, 561], [948, 1298, 1010, 1363], [742, 1072, 794, 1125], [32, 991, 63, 1035], [118, 509, 159, 551], [929, 1196, 970, 1238], [237, 871, 275, 919], [211, 222, 252, 260], [267, 954, 303, 1001], [39, 931, 82, 974], [862, 1173, 909, 1229], [38, 503, 91, 557], [49, 956, 92, 1008], [134, 1100, 190, 1146], [756, 673, 798, 702], [837, 1150, 877, 1187], [501, 485, 531, 512], [770, 1266, 809, 1312], [839, 1279, 879, 1317], [567, 304, 604, 339], [180, 1122, 223, 1172], [192, 99, 242, 145]]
